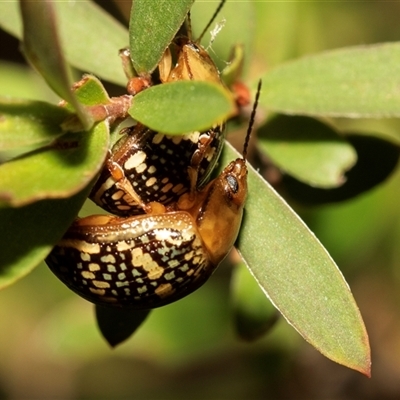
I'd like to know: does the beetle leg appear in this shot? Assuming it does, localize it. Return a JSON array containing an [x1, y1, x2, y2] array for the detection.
[[107, 158, 163, 214]]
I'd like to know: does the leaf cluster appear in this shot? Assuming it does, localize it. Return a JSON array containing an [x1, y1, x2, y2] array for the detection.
[[2, 0, 398, 376]]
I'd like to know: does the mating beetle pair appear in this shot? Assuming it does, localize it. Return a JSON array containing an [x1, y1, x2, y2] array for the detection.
[[46, 3, 259, 310]]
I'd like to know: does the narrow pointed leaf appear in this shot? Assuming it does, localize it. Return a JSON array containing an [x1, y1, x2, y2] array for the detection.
[[129, 81, 235, 134], [96, 305, 151, 347], [0, 184, 93, 289], [129, 0, 194, 74], [260, 42, 400, 118], [258, 115, 357, 188], [20, 0, 92, 129], [283, 133, 400, 204], [220, 143, 371, 376], [0, 0, 128, 86], [0, 98, 72, 151]]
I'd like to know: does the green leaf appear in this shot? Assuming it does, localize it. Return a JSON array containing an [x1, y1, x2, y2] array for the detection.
[[20, 0, 92, 129], [0, 0, 21, 38], [258, 115, 357, 188], [0, 74, 112, 206], [0, 0, 128, 86], [0, 61, 56, 101], [231, 262, 279, 341], [219, 142, 371, 376], [0, 122, 109, 207], [260, 42, 400, 117], [53, 1, 128, 86], [129, 81, 236, 134], [283, 133, 400, 204], [221, 44, 246, 87], [0, 184, 93, 289], [0, 98, 72, 151], [95, 305, 151, 347], [71, 75, 110, 106], [58, 74, 112, 133], [129, 0, 194, 74]]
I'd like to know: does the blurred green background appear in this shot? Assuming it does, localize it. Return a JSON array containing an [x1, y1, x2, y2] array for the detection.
[[1, 0, 400, 398]]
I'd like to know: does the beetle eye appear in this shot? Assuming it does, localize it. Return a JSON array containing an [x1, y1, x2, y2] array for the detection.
[[226, 174, 239, 193]]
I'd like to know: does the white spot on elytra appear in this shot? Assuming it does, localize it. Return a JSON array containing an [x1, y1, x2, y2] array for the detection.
[[146, 177, 157, 187], [164, 271, 176, 280], [111, 190, 124, 200], [137, 285, 147, 294], [89, 288, 106, 296], [131, 248, 163, 279], [81, 271, 95, 279], [124, 151, 146, 170], [136, 163, 147, 173], [152, 133, 164, 144], [81, 253, 90, 261], [89, 263, 100, 271], [155, 283, 174, 297], [100, 254, 115, 264], [161, 183, 173, 193], [93, 280, 110, 289]]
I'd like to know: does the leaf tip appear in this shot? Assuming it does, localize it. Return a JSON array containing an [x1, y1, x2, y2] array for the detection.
[[357, 343, 372, 378]]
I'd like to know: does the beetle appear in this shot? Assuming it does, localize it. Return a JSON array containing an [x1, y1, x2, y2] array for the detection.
[[46, 80, 261, 309], [90, 0, 228, 216]]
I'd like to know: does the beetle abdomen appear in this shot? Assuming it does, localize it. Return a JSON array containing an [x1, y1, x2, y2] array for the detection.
[[46, 212, 212, 308]]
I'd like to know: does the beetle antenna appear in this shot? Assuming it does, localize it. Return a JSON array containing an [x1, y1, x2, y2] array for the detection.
[[242, 80, 262, 161], [197, 0, 226, 43], [186, 11, 193, 40]]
